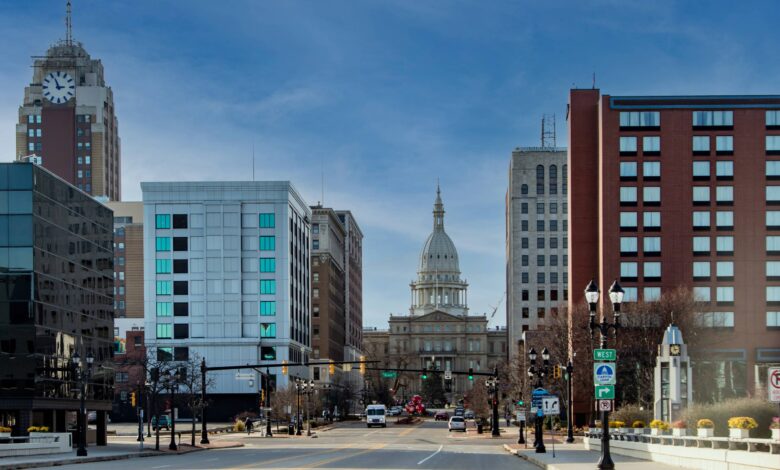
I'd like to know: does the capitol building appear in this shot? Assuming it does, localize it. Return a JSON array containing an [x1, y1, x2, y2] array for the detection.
[[363, 186, 507, 404]]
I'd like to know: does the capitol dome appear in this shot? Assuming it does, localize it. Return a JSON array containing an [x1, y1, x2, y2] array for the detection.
[[418, 186, 460, 274]]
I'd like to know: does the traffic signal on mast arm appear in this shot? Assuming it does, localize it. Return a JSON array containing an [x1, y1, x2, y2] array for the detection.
[[329, 360, 336, 375], [359, 356, 366, 375], [130, 391, 136, 407], [421, 367, 428, 380], [282, 360, 288, 375], [468, 368, 474, 381]]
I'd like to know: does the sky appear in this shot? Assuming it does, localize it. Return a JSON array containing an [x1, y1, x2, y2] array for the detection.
[[0, 0, 778, 328]]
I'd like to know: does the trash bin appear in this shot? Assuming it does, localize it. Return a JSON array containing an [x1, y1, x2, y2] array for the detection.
[[288, 424, 295, 435], [477, 423, 483, 434]]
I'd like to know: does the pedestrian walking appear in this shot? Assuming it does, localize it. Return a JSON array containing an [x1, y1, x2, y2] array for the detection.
[[245, 416, 253, 435]]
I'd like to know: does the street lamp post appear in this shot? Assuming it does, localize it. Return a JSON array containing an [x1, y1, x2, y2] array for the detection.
[[585, 279, 623, 470], [200, 359, 209, 445], [304, 380, 314, 437], [565, 361, 574, 443], [528, 347, 550, 454], [72, 350, 94, 457], [145, 379, 152, 438], [295, 379, 303, 436], [265, 367, 273, 437], [167, 369, 180, 451], [485, 373, 500, 437]]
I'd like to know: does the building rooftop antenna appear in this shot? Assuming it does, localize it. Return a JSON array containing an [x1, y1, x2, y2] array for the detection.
[[65, 1, 73, 46], [541, 114, 556, 148]]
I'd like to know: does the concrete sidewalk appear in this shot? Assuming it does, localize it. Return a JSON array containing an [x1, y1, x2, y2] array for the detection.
[[504, 442, 678, 469]]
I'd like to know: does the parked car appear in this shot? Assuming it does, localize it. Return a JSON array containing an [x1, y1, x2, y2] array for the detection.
[[464, 410, 475, 419], [434, 411, 449, 421], [448, 416, 466, 432], [387, 407, 403, 416], [151, 415, 171, 431]]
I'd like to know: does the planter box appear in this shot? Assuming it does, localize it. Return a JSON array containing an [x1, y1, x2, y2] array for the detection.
[[729, 428, 749, 439], [771, 428, 780, 441], [633, 428, 646, 434], [650, 428, 666, 436], [697, 428, 714, 438], [0, 433, 10, 438], [672, 428, 687, 437], [619, 427, 631, 434]]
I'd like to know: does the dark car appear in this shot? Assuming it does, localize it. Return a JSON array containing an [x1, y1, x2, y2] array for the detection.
[[434, 411, 449, 421], [151, 415, 171, 431]]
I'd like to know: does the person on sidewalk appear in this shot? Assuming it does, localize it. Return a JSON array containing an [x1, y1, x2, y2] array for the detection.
[[245, 416, 253, 435]]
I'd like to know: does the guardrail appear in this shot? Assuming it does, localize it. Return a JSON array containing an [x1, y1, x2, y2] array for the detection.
[[584, 430, 780, 454]]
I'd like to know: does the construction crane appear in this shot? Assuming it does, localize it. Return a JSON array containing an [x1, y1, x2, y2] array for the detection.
[[487, 292, 506, 326]]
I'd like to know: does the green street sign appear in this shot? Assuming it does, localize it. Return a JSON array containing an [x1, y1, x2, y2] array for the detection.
[[381, 371, 397, 378], [594, 385, 615, 399], [593, 349, 617, 361]]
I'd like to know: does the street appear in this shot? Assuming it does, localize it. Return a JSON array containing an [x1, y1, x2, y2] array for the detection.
[[45, 420, 535, 469]]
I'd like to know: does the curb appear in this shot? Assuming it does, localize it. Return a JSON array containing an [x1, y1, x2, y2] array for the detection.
[[0, 450, 161, 470], [503, 444, 547, 469]]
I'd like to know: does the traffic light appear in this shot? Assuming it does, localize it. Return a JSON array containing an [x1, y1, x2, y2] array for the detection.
[[130, 391, 136, 407], [468, 368, 474, 381], [421, 367, 428, 380], [517, 399, 524, 406], [553, 365, 562, 380], [359, 356, 366, 375], [282, 360, 288, 375], [260, 389, 265, 405], [329, 360, 335, 375]]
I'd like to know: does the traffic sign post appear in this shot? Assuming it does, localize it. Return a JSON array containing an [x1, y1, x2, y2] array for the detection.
[[769, 367, 780, 402], [594, 385, 615, 400], [598, 400, 612, 412], [444, 370, 452, 380], [593, 349, 616, 361], [541, 397, 560, 416], [593, 363, 616, 385], [516, 411, 526, 422]]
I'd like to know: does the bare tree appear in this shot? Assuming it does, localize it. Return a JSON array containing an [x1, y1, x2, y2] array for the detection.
[[177, 354, 214, 446]]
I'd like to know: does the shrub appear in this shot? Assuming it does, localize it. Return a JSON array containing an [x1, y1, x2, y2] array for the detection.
[[649, 419, 669, 430], [728, 417, 758, 430], [681, 397, 775, 438], [632, 420, 645, 428], [697, 419, 714, 429], [611, 404, 651, 429], [608, 421, 626, 428], [0, 426, 11, 433], [26, 426, 38, 432], [770, 417, 780, 430], [672, 420, 686, 429], [232, 420, 246, 432]]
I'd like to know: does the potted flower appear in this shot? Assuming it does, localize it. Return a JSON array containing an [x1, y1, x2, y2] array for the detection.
[[727, 417, 757, 439], [609, 420, 627, 433], [672, 420, 687, 437], [0, 426, 11, 437], [649, 419, 669, 436], [632, 420, 646, 435], [697, 419, 714, 438], [27, 425, 50, 438], [770, 417, 780, 441]]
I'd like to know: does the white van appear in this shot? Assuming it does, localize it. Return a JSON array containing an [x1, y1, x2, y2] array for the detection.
[[365, 404, 387, 428]]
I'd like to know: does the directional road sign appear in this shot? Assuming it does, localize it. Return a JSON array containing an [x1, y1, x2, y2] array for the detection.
[[541, 397, 560, 416], [594, 385, 615, 399], [769, 367, 780, 402], [381, 371, 397, 378], [593, 349, 617, 361], [593, 362, 616, 385]]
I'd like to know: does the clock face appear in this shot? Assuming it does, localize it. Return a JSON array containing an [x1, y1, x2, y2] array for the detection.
[[669, 344, 681, 356], [42, 71, 75, 104]]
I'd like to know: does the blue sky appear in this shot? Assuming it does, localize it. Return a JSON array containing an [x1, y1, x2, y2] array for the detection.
[[1, 1, 778, 328]]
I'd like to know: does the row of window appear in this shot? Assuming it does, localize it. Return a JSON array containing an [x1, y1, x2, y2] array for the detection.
[[619, 161, 662, 179], [26, 115, 42, 124], [155, 213, 275, 230], [519, 289, 567, 302], [520, 306, 561, 319], [155, 298, 278, 317], [521, 202, 568, 215], [519, 219, 568, 232], [520, 237, 569, 250], [520, 254, 568, 267], [533, 164, 568, 196], [619, 110, 741, 129], [76, 156, 91, 165], [616, 135, 780, 155], [156, 321, 278, 339], [27, 129, 42, 138], [520, 272, 567, 284]]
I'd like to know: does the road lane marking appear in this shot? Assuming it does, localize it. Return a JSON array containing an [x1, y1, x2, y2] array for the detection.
[[233, 442, 356, 468], [417, 444, 443, 465], [304, 443, 387, 468], [151, 466, 171, 469], [399, 427, 416, 436]]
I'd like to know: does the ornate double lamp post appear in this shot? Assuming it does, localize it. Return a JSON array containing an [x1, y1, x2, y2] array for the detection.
[[167, 369, 181, 451], [72, 350, 94, 457], [527, 347, 549, 454], [485, 374, 500, 437], [585, 279, 624, 470]]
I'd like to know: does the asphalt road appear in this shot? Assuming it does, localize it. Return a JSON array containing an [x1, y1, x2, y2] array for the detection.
[[47, 420, 535, 469]]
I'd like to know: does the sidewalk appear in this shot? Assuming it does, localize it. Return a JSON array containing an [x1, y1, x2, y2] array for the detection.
[[504, 442, 678, 470]]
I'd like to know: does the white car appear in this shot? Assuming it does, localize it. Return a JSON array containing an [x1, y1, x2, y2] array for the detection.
[[448, 415, 466, 432]]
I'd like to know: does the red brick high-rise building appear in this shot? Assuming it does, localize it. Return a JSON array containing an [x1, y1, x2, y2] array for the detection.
[[568, 90, 780, 409]]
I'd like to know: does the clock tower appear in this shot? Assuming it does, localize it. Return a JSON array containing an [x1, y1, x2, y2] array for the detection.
[[15, 1, 121, 201]]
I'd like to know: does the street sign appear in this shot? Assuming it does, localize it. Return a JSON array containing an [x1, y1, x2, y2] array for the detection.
[[530, 406, 537, 414], [593, 362, 616, 385], [769, 367, 780, 402], [235, 373, 253, 380], [516, 411, 526, 422], [593, 349, 617, 361], [594, 385, 615, 400], [343, 364, 352, 372], [381, 371, 397, 378], [444, 370, 452, 380], [541, 397, 560, 416], [598, 400, 612, 411]]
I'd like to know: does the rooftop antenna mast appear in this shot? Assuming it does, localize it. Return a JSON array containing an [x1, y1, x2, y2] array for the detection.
[[65, 1, 73, 46], [541, 114, 556, 148]]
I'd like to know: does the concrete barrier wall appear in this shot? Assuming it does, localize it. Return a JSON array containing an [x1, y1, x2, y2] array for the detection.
[[0, 433, 72, 457]]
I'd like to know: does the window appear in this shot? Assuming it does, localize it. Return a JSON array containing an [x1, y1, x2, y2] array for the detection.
[[537, 220, 545, 231], [769, 286, 780, 303], [620, 212, 637, 229], [550, 272, 558, 284], [767, 136, 780, 153], [768, 262, 780, 280], [156, 280, 172, 295], [643, 187, 660, 204], [521, 220, 528, 231], [173, 324, 189, 339], [716, 186, 733, 205], [716, 161, 733, 179], [157, 347, 173, 361], [716, 211, 733, 229], [174, 302, 189, 316], [620, 262, 638, 279], [644, 262, 661, 280], [549, 165, 558, 194], [521, 272, 529, 283], [619, 187, 637, 204], [313, 239, 320, 250], [768, 236, 780, 254], [696, 312, 735, 328], [521, 238, 528, 249], [260, 258, 276, 273], [260, 323, 276, 338], [259, 236, 275, 251], [156, 302, 172, 316], [623, 287, 638, 302], [693, 261, 711, 279], [768, 111, 780, 127], [767, 211, 780, 229], [693, 161, 710, 179], [173, 259, 188, 273], [155, 214, 171, 229], [620, 162, 637, 179], [644, 237, 661, 254], [692, 136, 710, 153], [693, 187, 710, 204], [550, 255, 558, 266], [260, 279, 276, 294], [550, 220, 558, 231], [620, 237, 637, 255], [716, 261, 734, 279], [563, 165, 568, 195], [716, 236, 733, 254], [620, 111, 660, 128], [537, 255, 545, 266], [537, 272, 545, 284], [768, 186, 780, 204], [550, 237, 558, 248], [693, 211, 710, 229], [550, 203, 558, 214], [174, 347, 189, 361], [156, 324, 172, 339], [693, 287, 711, 302], [643, 136, 660, 154], [537, 290, 545, 301], [521, 184, 528, 195], [536, 237, 545, 249], [521, 203, 528, 214], [767, 312, 780, 328], [716, 136, 733, 153], [619, 136, 637, 154], [537, 202, 545, 214], [259, 213, 275, 228], [172, 214, 188, 229], [173, 281, 188, 295], [260, 301, 276, 315], [643, 211, 661, 229], [716, 286, 734, 303], [693, 110, 733, 127], [521, 255, 528, 267], [644, 287, 661, 301], [173, 237, 188, 251], [643, 161, 661, 179], [536, 165, 544, 195], [155, 259, 172, 274]]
